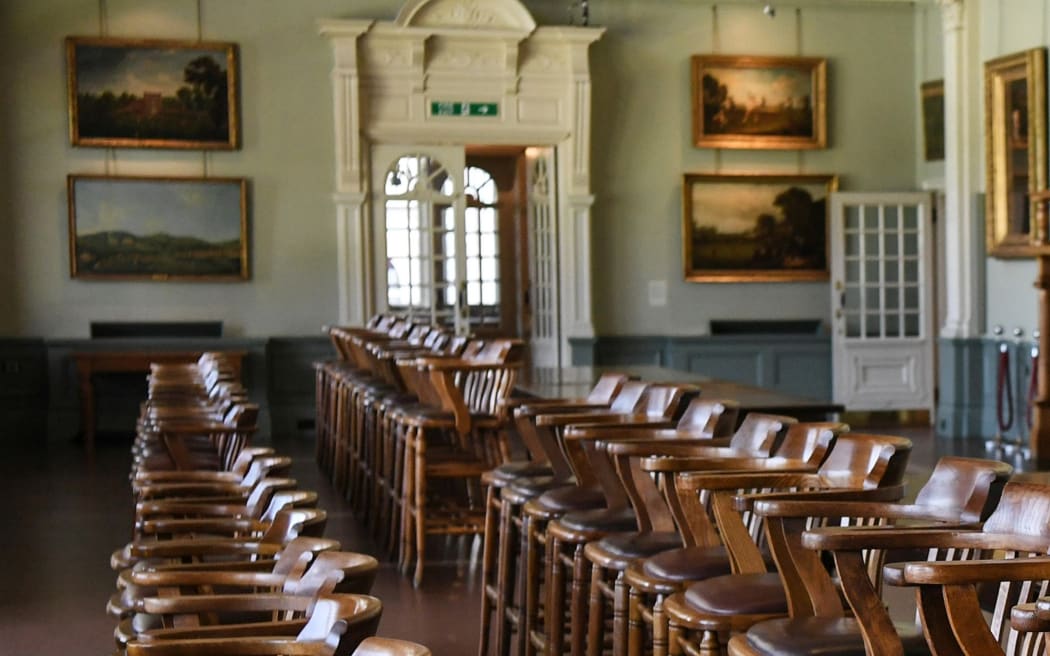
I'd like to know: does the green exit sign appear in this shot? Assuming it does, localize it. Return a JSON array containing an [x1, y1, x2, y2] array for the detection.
[[430, 101, 499, 117]]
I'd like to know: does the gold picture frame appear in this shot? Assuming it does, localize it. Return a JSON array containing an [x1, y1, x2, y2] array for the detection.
[[691, 54, 827, 150], [66, 36, 239, 150], [68, 174, 249, 281], [682, 172, 838, 283], [985, 47, 1048, 258]]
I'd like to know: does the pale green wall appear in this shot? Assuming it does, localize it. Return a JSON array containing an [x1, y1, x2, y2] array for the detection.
[[915, 4, 944, 188], [588, 1, 918, 336], [978, 0, 1049, 336], [0, 0, 918, 339]]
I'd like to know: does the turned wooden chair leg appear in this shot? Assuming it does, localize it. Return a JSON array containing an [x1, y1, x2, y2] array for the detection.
[[547, 534, 565, 656], [494, 494, 516, 656], [570, 544, 591, 656], [522, 515, 539, 656], [586, 562, 606, 656], [653, 595, 669, 656], [612, 572, 629, 656], [413, 427, 427, 587], [626, 586, 645, 656], [478, 484, 497, 656], [399, 425, 416, 575]]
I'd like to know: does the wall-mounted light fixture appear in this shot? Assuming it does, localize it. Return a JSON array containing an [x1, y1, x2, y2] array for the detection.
[[763, 3, 776, 18]]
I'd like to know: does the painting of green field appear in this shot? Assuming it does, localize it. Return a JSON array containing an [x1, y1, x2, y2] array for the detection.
[[68, 175, 248, 281], [683, 174, 835, 282]]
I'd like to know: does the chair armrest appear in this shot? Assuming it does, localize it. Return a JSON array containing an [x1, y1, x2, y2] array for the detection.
[[514, 401, 610, 417], [757, 500, 963, 522], [138, 620, 304, 641], [797, 526, 986, 553], [895, 555, 1050, 586], [141, 592, 311, 615], [136, 501, 249, 520], [135, 482, 250, 500], [607, 439, 743, 458], [734, 484, 905, 511], [129, 569, 288, 588], [536, 412, 645, 427], [563, 422, 679, 440], [133, 471, 242, 485], [139, 517, 265, 536], [130, 538, 282, 559], [127, 637, 318, 655], [677, 470, 822, 493]]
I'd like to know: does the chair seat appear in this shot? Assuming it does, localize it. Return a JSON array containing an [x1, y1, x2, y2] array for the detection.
[[558, 506, 637, 533], [594, 531, 682, 559], [531, 485, 606, 512], [744, 617, 930, 656], [640, 545, 733, 582], [487, 461, 553, 485], [683, 572, 785, 615]]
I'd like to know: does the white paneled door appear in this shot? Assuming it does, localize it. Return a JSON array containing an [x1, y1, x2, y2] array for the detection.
[[525, 147, 560, 367], [829, 192, 935, 412]]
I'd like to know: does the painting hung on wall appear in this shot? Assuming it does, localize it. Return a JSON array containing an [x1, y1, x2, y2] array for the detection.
[[692, 54, 827, 150], [682, 173, 837, 282], [921, 79, 945, 161], [68, 175, 249, 281], [984, 47, 1048, 258], [66, 36, 239, 149]]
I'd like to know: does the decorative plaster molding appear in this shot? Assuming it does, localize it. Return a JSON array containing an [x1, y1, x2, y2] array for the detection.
[[936, 0, 963, 32], [396, 0, 536, 32]]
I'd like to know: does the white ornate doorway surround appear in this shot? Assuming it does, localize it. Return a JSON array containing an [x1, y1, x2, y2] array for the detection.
[[320, 0, 603, 364]]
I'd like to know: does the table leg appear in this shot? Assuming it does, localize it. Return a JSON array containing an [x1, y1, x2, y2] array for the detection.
[[77, 366, 96, 456]]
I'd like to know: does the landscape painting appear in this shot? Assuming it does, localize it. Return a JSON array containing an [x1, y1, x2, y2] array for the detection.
[[682, 173, 837, 282], [66, 36, 238, 149], [68, 175, 248, 281], [692, 55, 827, 149], [921, 79, 945, 161]]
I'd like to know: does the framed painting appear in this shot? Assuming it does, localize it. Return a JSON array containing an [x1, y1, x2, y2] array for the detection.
[[985, 47, 1048, 258], [921, 79, 945, 161], [691, 54, 827, 150], [67, 175, 249, 281], [682, 173, 838, 282], [66, 36, 239, 149]]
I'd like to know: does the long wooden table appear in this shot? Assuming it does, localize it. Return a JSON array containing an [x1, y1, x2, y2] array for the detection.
[[517, 365, 844, 421], [72, 350, 246, 455]]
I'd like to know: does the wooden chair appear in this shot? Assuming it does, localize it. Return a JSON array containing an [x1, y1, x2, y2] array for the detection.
[[522, 384, 703, 655], [114, 508, 328, 571], [124, 593, 382, 656], [660, 433, 914, 656], [109, 536, 343, 619], [115, 550, 378, 648], [746, 476, 1049, 656], [478, 372, 635, 656], [392, 339, 525, 585], [583, 421, 845, 656], [548, 411, 802, 656]]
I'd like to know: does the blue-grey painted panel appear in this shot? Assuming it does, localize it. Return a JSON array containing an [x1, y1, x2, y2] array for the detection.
[[268, 336, 333, 436]]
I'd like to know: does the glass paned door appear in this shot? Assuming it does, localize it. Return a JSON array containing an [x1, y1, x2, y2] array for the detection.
[[374, 145, 468, 332], [830, 192, 934, 412]]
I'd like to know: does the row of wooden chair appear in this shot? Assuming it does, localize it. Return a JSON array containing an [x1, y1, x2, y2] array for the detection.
[[107, 353, 431, 656], [315, 317, 525, 585], [473, 368, 1050, 656]]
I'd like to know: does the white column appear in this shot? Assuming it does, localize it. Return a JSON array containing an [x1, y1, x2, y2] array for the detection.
[[938, 0, 983, 338], [320, 20, 374, 326]]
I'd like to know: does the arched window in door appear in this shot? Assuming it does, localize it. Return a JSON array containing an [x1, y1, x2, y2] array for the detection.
[[381, 155, 503, 333]]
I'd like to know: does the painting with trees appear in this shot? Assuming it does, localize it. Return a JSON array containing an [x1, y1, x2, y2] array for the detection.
[[682, 173, 837, 282], [692, 55, 826, 150], [66, 37, 239, 149], [67, 175, 249, 281]]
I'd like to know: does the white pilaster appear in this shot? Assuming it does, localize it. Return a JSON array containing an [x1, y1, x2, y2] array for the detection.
[[938, 0, 983, 338]]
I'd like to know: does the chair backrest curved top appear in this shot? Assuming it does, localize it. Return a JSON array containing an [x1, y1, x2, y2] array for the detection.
[[674, 398, 740, 438], [913, 456, 1014, 523], [727, 413, 798, 456], [771, 421, 847, 465], [353, 637, 433, 655], [815, 433, 912, 489]]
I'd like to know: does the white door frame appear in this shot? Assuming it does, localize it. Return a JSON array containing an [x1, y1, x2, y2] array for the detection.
[[319, 0, 603, 367], [830, 192, 936, 413]]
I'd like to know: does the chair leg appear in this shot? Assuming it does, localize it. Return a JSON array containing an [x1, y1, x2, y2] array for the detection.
[[522, 514, 540, 656], [586, 562, 606, 656], [653, 595, 668, 656], [494, 492, 516, 656], [570, 542, 590, 656], [547, 533, 565, 656], [626, 586, 645, 656], [612, 571, 629, 656], [413, 427, 427, 588], [478, 485, 497, 656]]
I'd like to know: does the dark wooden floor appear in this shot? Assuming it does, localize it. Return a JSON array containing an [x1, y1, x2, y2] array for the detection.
[[0, 425, 1025, 656]]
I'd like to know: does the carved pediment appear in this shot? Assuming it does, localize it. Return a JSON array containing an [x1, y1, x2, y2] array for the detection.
[[395, 0, 537, 33]]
